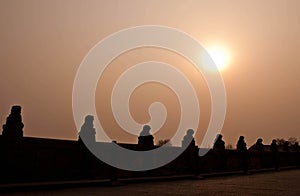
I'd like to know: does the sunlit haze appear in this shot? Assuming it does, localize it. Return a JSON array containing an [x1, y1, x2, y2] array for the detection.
[[1, 0, 300, 147]]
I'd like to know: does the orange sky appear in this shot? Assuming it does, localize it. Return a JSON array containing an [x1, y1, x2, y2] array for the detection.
[[0, 0, 299, 147]]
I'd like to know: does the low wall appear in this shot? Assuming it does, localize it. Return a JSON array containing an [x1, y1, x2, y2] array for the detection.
[[0, 136, 299, 184]]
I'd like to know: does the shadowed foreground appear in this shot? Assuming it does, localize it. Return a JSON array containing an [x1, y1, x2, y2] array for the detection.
[[4, 170, 300, 195]]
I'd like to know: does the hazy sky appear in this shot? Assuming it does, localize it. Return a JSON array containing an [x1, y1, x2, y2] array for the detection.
[[0, 0, 299, 147]]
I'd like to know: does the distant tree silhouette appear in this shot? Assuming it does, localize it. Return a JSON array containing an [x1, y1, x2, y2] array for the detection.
[[276, 138, 287, 146], [275, 138, 298, 153], [288, 137, 299, 145], [226, 144, 233, 150], [157, 139, 172, 146]]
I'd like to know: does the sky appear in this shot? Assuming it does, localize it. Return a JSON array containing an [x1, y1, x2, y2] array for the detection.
[[0, 0, 299, 147]]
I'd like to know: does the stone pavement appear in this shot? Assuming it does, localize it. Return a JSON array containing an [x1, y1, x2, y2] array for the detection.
[[2, 170, 300, 195]]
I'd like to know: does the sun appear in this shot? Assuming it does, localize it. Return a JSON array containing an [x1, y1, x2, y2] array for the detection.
[[207, 46, 230, 71]]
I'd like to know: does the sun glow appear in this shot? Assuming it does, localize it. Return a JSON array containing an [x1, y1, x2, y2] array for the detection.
[[207, 46, 230, 71]]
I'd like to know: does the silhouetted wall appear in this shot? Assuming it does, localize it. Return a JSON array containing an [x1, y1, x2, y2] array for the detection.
[[0, 135, 299, 184]]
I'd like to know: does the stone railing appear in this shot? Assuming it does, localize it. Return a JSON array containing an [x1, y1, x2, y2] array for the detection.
[[0, 135, 299, 184]]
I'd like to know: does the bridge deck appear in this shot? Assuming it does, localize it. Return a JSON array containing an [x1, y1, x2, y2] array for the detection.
[[2, 170, 300, 195]]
